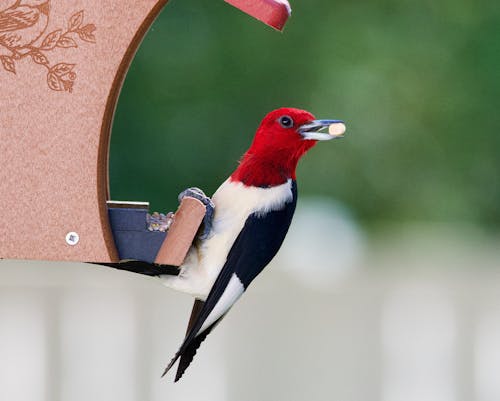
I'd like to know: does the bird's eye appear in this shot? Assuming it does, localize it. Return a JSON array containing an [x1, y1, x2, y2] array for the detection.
[[278, 116, 294, 129]]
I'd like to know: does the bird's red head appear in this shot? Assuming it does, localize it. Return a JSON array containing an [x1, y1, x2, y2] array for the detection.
[[231, 107, 345, 187]]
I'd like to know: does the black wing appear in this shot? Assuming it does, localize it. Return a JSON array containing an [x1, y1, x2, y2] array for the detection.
[[163, 181, 298, 381]]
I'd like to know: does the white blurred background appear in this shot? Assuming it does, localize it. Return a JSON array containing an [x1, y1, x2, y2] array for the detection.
[[1, 198, 500, 401]]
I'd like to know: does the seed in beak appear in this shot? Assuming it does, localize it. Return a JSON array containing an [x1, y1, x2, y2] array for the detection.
[[328, 123, 346, 138]]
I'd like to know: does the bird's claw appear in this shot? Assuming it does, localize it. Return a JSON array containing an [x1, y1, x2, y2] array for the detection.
[[178, 187, 215, 240]]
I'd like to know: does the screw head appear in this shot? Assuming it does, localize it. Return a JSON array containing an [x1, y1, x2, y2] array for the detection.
[[65, 232, 80, 246]]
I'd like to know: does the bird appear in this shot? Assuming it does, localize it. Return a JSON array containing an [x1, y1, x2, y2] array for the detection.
[[160, 107, 346, 381], [0, 0, 50, 52]]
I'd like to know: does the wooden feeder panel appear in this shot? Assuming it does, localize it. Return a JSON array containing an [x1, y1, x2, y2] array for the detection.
[[0, 1, 172, 263], [0, 0, 290, 265]]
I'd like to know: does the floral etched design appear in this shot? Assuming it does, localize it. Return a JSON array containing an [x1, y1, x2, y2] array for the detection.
[[0, 2, 96, 93]]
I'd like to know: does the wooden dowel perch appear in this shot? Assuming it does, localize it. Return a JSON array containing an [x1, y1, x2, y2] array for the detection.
[[154, 197, 206, 266], [102, 196, 207, 276]]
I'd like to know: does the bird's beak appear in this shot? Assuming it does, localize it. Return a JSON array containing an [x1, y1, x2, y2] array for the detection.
[[298, 120, 346, 141]]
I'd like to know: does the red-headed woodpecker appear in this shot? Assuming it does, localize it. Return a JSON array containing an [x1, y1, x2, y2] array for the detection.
[[161, 107, 346, 381]]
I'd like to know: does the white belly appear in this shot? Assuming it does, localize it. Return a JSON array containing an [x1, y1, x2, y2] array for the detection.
[[160, 179, 293, 299]]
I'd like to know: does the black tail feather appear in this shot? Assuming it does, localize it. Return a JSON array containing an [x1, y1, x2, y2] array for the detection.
[[162, 351, 180, 378], [161, 299, 206, 380], [98, 261, 180, 276], [174, 318, 223, 382], [164, 265, 234, 382], [185, 300, 205, 335]]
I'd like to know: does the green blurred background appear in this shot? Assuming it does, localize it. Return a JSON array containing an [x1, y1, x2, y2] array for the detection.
[[3, 3, 500, 398], [110, 0, 500, 229]]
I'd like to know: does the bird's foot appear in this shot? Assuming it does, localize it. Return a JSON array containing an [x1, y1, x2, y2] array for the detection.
[[178, 187, 215, 240]]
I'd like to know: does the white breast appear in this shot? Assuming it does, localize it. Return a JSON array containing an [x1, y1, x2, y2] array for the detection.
[[160, 179, 293, 299]]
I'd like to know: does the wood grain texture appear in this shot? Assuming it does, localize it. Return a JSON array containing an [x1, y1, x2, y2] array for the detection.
[[0, 0, 168, 262]]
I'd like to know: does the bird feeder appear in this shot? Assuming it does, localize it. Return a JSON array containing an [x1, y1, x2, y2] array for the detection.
[[0, 0, 290, 270]]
